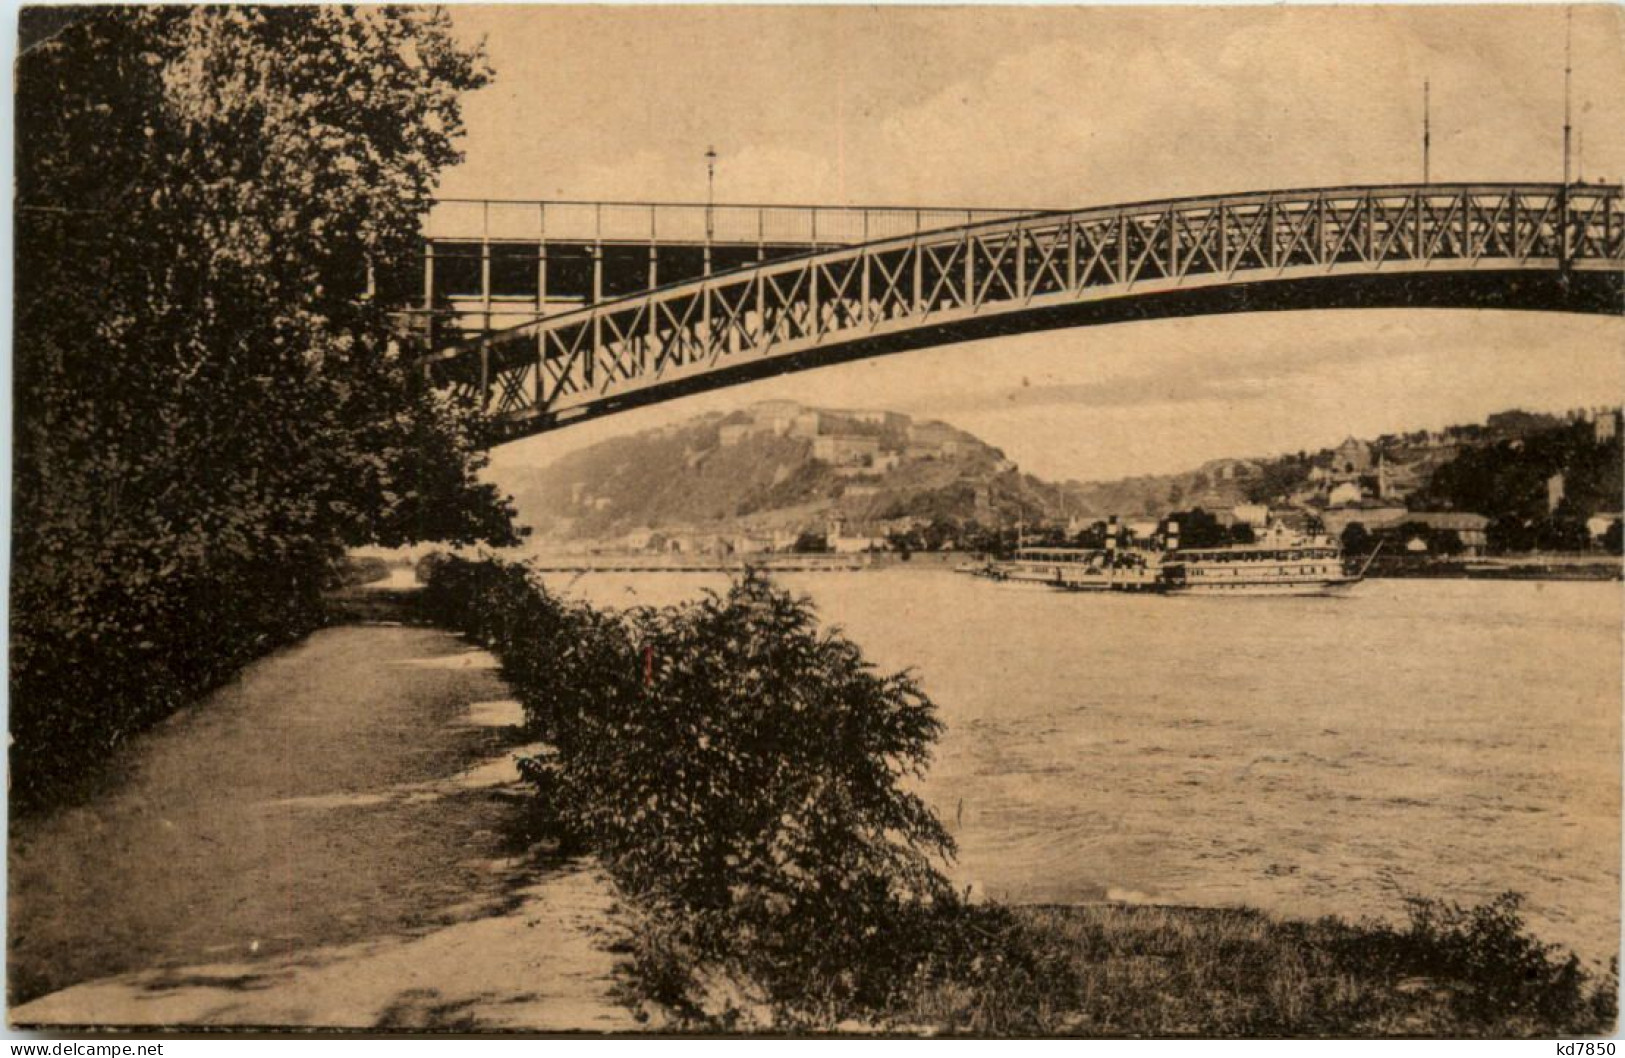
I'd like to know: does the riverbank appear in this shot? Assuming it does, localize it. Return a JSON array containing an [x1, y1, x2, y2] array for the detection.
[[1366, 553, 1623, 581], [9, 622, 636, 1031], [431, 547, 1623, 581]]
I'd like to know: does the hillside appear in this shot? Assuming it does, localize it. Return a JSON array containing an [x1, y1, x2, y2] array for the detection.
[[502, 402, 1074, 547], [1059, 408, 1621, 520], [498, 401, 1623, 553]]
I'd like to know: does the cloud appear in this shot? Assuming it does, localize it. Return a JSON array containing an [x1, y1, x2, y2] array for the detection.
[[444, 7, 1625, 206]]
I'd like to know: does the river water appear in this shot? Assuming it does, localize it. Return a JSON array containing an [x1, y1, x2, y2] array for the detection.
[[537, 570, 1621, 967]]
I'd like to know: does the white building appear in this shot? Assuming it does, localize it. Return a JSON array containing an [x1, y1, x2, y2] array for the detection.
[[812, 435, 880, 466], [1327, 481, 1364, 507], [1231, 503, 1271, 528]]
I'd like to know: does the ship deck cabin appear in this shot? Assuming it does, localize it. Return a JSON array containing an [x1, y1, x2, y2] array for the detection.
[[1012, 547, 1156, 568], [1012, 548, 1095, 563], [1173, 547, 1341, 564]]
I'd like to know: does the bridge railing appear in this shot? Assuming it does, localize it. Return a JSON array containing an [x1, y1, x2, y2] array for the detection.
[[423, 197, 1043, 246]]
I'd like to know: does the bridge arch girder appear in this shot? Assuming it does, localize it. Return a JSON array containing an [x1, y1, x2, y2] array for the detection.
[[422, 183, 1625, 441]]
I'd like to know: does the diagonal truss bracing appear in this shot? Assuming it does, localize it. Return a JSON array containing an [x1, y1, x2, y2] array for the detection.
[[425, 183, 1625, 433]]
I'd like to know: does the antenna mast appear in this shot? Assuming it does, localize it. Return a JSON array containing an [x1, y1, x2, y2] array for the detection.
[[1563, 6, 1573, 187], [1423, 79, 1432, 184]]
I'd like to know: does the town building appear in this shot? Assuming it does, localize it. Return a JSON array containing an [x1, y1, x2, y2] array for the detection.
[[830, 408, 906, 429], [827, 518, 886, 553], [790, 411, 822, 438], [1332, 436, 1372, 477], [747, 400, 801, 435], [1375, 454, 1424, 501], [905, 421, 966, 452], [1587, 512, 1621, 545], [619, 528, 655, 551], [812, 435, 880, 466], [1327, 481, 1364, 507], [1409, 512, 1491, 555], [1595, 407, 1621, 443], [1318, 500, 1409, 537], [1127, 520, 1160, 541], [1231, 503, 1271, 528], [729, 533, 776, 554]]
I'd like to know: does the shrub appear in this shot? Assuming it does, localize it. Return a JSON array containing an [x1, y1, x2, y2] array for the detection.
[[1313, 891, 1616, 1035], [419, 556, 968, 1023], [1393, 892, 1605, 1028]]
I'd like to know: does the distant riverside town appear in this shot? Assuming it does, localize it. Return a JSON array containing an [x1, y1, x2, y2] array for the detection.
[[519, 400, 1625, 562]]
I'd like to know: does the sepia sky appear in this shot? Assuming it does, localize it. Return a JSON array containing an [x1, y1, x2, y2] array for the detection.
[[439, 5, 1625, 483]]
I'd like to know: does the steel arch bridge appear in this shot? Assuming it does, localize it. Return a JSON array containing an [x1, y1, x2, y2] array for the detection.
[[420, 183, 1625, 441]]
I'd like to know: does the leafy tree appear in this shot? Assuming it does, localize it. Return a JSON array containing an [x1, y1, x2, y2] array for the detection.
[[1070, 520, 1108, 549], [885, 527, 924, 556], [1164, 507, 1227, 548], [1413, 421, 1622, 542], [920, 517, 959, 551], [1430, 529, 1466, 557], [959, 520, 1000, 554], [1244, 453, 1312, 504], [1341, 522, 1372, 555], [1534, 515, 1591, 553], [792, 530, 828, 553], [1605, 519, 1624, 556], [13, 8, 517, 807], [1488, 514, 1535, 553]]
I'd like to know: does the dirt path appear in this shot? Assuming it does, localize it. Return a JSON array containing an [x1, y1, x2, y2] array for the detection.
[[10, 622, 637, 1031]]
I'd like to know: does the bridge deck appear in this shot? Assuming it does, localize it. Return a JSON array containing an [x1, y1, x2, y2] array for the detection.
[[399, 198, 1044, 341]]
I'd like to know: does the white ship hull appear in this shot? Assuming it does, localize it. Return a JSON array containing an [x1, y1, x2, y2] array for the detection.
[[984, 563, 1064, 584], [1166, 576, 1362, 597]]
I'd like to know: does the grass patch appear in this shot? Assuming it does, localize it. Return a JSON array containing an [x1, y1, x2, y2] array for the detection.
[[885, 897, 1616, 1037]]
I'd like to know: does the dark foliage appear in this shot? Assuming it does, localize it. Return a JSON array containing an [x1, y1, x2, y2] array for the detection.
[[1307, 892, 1616, 1035], [1243, 453, 1314, 504], [1162, 507, 1254, 548], [13, 8, 518, 809], [420, 555, 1025, 1024], [1413, 421, 1622, 551], [1341, 522, 1373, 555]]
